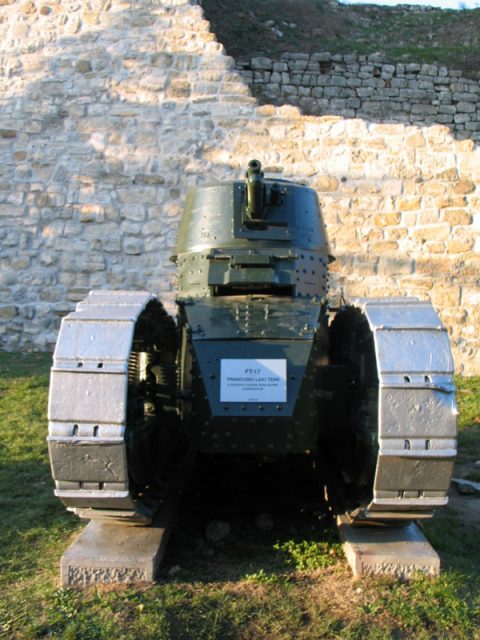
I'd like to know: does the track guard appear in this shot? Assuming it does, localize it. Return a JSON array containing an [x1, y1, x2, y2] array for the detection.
[[329, 297, 457, 522], [48, 290, 179, 524]]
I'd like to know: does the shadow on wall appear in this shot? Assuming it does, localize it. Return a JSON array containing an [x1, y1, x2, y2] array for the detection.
[[236, 53, 480, 145], [0, 0, 232, 347], [0, 0, 479, 373]]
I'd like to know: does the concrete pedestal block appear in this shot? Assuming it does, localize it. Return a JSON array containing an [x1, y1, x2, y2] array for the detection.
[[337, 516, 440, 579], [60, 452, 194, 586], [61, 509, 174, 586]]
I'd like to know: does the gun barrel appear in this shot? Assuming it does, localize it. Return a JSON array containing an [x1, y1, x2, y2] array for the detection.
[[245, 159, 265, 219]]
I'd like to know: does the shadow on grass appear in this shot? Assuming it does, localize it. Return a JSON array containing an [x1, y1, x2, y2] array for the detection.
[[0, 458, 79, 584], [422, 497, 480, 580], [161, 455, 343, 584], [0, 352, 52, 380]]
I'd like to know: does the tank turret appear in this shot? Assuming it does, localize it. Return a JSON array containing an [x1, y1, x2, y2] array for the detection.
[[172, 160, 332, 299]]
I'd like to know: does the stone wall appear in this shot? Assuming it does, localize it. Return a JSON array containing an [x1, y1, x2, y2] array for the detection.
[[236, 53, 480, 143], [0, 0, 479, 374]]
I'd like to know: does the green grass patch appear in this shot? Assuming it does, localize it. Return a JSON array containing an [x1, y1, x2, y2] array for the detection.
[[273, 538, 343, 571], [1, 354, 479, 639], [364, 572, 480, 640], [455, 376, 480, 462]]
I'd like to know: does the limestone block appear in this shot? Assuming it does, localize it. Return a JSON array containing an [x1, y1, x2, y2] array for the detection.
[[443, 210, 473, 225], [250, 57, 272, 71], [447, 238, 474, 253], [0, 306, 19, 319], [338, 517, 440, 579], [61, 520, 171, 586], [368, 241, 399, 254], [352, 256, 378, 276], [61, 253, 106, 274], [374, 213, 401, 227], [416, 256, 463, 276], [453, 179, 475, 194], [411, 225, 450, 242], [123, 204, 145, 222], [431, 283, 461, 307], [411, 104, 437, 116], [80, 204, 104, 223], [314, 176, 340, 192], [452, 91, 478, 102], [0, 204, 20, 217], [456, 101, 477, 114], [311, 53, 331, 63], [167, 79, 191, 99], [418, 210, 441, 224], [281, 85, 298, 96], [123, 237, 144, 255], [384, 228, 408, 242]]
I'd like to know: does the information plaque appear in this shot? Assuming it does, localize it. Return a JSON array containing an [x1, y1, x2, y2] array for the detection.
[[220, 358, 287, 403]]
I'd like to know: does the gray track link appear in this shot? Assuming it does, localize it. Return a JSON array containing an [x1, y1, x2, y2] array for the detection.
[[351, 297, 457, 521], [48, 290, 164, 523]]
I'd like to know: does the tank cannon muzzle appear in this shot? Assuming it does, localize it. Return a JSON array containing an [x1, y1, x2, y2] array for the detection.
[[245, 159, 265, 220]]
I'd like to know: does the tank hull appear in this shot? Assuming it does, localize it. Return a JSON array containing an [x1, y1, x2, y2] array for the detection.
[[180, 296, 328, 454]]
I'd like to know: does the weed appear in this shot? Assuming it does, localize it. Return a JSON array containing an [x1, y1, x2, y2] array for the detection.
[[244, 568, 278, 583], [370, 572, 480, 637], [274, 538, 344, 570]]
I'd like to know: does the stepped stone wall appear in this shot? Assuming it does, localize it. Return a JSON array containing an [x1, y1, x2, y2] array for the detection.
[[236, 53, 480, 143], [0, 0, 479, 374]]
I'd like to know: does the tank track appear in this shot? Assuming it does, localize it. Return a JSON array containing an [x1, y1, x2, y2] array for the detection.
[[329, 297, 457, 523], [48, 290, 182, 525]]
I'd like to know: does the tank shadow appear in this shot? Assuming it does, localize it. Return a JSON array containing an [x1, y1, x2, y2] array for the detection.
[[162, 454, 338, 583]]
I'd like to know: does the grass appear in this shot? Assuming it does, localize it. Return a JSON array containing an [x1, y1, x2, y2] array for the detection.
[[455, 375, 480, 462], [0, 352, 479, 639], [201, 0, 480, 77]]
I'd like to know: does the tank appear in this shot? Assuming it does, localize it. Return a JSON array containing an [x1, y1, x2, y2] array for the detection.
[[47, 160, 457, 525]]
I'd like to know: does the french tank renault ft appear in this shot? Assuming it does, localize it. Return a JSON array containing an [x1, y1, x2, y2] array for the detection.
[[47, 160, 457, 525]]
